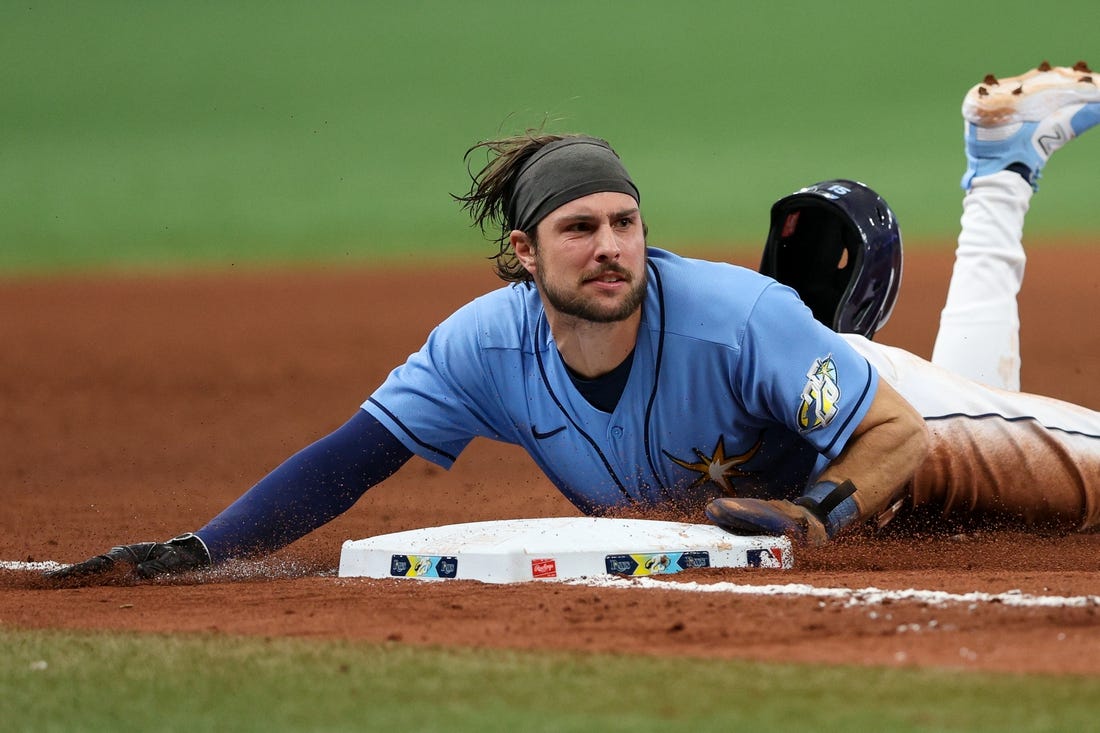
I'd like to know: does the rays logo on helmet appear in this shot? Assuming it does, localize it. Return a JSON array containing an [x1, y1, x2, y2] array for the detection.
[[798, 355, 840, 432]]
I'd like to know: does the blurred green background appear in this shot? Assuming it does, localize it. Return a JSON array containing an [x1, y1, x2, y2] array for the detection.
[[2, 1, 1097, 274]]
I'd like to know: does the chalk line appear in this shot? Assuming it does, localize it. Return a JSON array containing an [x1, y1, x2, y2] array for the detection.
[[1, 560, 66, 572], [7, 558, 1098, 609], [563, 576, 1100, 609]]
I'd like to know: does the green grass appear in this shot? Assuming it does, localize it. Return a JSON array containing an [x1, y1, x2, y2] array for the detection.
[[2, 1, 1099, 274], [2, 627, 1098, 732], [5, 6, 1099, 726]]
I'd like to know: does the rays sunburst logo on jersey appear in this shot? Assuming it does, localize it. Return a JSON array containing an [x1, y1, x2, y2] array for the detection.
[[798, 355, 840, 432], [664, 436, 762, 494]]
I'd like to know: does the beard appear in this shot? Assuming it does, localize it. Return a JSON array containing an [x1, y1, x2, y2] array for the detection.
[[536, 259, 648, 323]]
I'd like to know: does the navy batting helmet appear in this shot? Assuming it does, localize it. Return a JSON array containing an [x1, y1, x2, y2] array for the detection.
[[759, 179, 902, 339]]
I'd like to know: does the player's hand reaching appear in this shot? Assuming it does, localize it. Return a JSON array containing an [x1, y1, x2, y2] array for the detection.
[[705, 497, 830, 546], [44, 533, 212, 584]]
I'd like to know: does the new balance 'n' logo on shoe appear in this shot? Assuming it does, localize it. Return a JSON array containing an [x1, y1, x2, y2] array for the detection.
[[961, 61, 1100, 190]]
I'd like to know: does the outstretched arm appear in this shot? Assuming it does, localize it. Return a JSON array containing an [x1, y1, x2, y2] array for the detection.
[[47, 409, 413, 582], [197, 409, 412, 562]]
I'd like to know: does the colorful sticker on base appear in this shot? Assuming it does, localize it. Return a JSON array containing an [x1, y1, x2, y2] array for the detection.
[[746, 548, 785, 568], [390, 554, 458, 578], [605, 551, 710, 576]]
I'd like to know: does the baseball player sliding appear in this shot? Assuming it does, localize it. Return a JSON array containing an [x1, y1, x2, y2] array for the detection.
[[49, 61, 1100, 581]]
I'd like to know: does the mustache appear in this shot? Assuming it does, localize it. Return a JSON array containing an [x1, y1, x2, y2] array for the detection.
[[581, 263, 632, 282]]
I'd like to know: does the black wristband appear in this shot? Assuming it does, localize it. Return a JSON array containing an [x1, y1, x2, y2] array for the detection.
[[794, 479, 859, 537]]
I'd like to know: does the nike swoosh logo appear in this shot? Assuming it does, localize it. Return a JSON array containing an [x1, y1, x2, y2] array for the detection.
[[531, 425, 567, 440]]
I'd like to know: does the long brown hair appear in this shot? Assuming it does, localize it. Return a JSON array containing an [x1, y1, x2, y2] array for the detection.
[[454, 131, 572, 283]]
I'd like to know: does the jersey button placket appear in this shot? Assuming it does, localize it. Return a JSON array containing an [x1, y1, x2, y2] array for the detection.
[[610, 426, 624, 439]]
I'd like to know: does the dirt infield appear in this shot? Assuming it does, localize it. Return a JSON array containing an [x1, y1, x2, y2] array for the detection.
[[4, 245, 1100, 675]]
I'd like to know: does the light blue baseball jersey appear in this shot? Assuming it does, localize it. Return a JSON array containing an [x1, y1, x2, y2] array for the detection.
[[363, 248, 878, 513]]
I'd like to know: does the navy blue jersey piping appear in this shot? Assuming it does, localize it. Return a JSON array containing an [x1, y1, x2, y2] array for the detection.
[[642, 259, 670, 497], [821, 359, 875, 456], [533, 320, 634, 501], [366, 397, 458, 463], [923, 411, 1100, 439]]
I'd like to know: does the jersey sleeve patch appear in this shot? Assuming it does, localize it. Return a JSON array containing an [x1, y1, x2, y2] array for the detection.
[[798, 354, 841, 433]]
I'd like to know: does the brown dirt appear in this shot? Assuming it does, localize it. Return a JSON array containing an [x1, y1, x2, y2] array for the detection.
[[4, 244, 1100, 675]]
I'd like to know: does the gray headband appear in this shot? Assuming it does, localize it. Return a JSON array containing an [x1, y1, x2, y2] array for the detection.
[[507, 137, 640, 232]]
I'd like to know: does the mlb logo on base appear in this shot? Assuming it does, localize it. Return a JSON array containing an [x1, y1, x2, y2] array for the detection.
[[747, 548, 785, 568]]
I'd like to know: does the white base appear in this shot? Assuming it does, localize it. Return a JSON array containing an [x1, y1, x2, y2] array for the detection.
[[338, 517, 792, 584]]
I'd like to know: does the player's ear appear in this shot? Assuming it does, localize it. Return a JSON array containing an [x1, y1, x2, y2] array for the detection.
[[511, 230, 537, 275]]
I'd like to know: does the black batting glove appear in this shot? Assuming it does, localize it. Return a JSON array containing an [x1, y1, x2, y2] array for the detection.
[[45, 533, 212, 583]]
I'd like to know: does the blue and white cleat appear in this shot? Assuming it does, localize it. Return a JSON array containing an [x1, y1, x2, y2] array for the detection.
[[962, 61, 1100, 190]]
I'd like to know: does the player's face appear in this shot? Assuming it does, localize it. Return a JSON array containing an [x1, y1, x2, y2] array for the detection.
[[520, 192, 647, 324]]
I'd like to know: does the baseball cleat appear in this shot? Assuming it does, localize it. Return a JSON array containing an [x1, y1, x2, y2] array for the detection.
[[961, 60, 1100, 190]]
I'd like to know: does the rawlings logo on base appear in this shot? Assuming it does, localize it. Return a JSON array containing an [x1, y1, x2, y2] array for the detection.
[[531, 558, 558, 578]]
